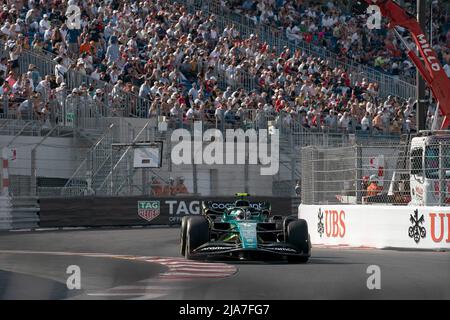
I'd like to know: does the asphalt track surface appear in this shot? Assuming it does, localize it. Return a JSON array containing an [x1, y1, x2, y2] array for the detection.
[[0, 227, 448, 300]]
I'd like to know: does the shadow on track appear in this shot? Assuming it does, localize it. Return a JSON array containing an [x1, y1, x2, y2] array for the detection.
[[196, 256, 363, 266]]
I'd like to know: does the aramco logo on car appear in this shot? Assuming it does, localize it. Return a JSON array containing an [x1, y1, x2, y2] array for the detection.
[[138, 201, 160, 222]]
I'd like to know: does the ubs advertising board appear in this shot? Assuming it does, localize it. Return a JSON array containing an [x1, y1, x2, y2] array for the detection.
[[299, 204, 450, 250], [39, 196, 293, 227]]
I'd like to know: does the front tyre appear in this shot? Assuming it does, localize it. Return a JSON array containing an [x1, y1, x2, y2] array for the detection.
[[283, 216, 298, 241], [185, 216, 210, 260], [180, 216, 189, 256], [286, 219, 310, 263]]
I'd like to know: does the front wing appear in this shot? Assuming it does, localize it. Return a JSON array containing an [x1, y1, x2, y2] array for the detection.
[[191, 241, 310, 260]]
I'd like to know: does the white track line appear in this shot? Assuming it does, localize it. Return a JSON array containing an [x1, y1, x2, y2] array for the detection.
[[159, 273, 236, 279], [313, 244, 376, 250], [170, 268, 235, 272], [114, 285, 186, 290], [87, 293, 165, 298]]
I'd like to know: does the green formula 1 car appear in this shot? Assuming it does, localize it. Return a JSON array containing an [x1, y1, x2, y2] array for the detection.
[[180, 194, 311, 262]]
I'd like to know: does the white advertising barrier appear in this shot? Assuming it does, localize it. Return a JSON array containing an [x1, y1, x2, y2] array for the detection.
[[298, 204, 450, 250]]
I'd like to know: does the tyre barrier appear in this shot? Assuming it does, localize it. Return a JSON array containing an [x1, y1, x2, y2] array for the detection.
[[0, 196, 39, 230]]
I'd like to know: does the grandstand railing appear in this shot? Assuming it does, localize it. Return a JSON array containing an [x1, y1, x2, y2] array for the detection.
[[178, 0, 417, 100], [96, 120, 155, 196], [16, 47, 154, 118], [28, 107, 404, 198]]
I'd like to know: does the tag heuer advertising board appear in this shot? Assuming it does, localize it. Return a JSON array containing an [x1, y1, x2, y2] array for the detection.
[[138, 201, 160, 222]]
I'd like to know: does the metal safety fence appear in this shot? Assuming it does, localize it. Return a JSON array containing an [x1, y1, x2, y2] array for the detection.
[[301, 137, 450, 206], [1, 142, 89, 197], [0, 84, 150, 136], [57, 123, 118, 197], [50, 112, 402, 199], [2, 112, 405, 199]]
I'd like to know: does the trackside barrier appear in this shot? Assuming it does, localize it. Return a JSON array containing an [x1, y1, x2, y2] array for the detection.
[[0, 196, 39, 230], [298, 204, 450, 250], [0, 196, 12, 230], [38, 196, 293, 228]]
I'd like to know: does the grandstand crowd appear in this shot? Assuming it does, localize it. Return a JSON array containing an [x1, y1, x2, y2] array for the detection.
[[224, 0, 450, 80], [0, 0, 447, 134]]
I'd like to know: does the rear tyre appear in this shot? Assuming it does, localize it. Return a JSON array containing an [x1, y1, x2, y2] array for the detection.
[[185, 216, 210, 260], [180, 216, 189, 256], [286, 219, 310, 263]]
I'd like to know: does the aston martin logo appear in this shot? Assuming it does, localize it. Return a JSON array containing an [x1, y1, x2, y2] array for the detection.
[[318, 208, 324, 238], [408, 209, 426, 244]]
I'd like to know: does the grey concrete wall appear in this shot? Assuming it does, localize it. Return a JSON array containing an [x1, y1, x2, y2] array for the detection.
[[0, 136, 88, 179]]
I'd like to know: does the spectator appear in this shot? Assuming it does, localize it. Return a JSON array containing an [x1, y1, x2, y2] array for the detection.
[[150, 176, 163, 196], [163, 177, 176, 196], [366, 175, 383, 197], [0, 0, 426, 134], [174, 177, 189, 195], [139, 78, 151, 99], [361, 112, 372, 131], [223, 0, 449, 82], [17, 94, 34, 119]]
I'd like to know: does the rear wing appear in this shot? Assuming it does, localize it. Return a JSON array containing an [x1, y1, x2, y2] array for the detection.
[[201, 200, 272, 215]]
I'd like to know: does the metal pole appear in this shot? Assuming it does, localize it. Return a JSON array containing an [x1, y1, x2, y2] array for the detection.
[[29, 125, 60, 196], [311, 149, 316, 205], [244, 145, 249, 194], [356, 146, 363, 204], [416, 0, 427, 131], [142, 168, 147, 196], [30, 148, 37, 196], [429, 0, 437, 109], [439, 142, 444, 206], [110, 146, 113, 196], [429, 2, 432, 47], [192, 161, 198, 195], [289, 132, 295, 196], [141, 127, 149, 196], [1, 147, 9, 196]]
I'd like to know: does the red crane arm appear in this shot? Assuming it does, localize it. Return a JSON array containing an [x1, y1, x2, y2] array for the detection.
[[364, 0, 450, 129]]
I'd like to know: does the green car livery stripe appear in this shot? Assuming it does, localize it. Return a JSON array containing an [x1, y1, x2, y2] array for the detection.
[[237, 222, 258, 249]]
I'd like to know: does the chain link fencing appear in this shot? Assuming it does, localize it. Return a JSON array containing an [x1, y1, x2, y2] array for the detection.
[[301, 136, 450, 206]]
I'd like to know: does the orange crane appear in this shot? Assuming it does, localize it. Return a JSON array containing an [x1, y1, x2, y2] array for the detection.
[[355, 0, 450, 129]]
